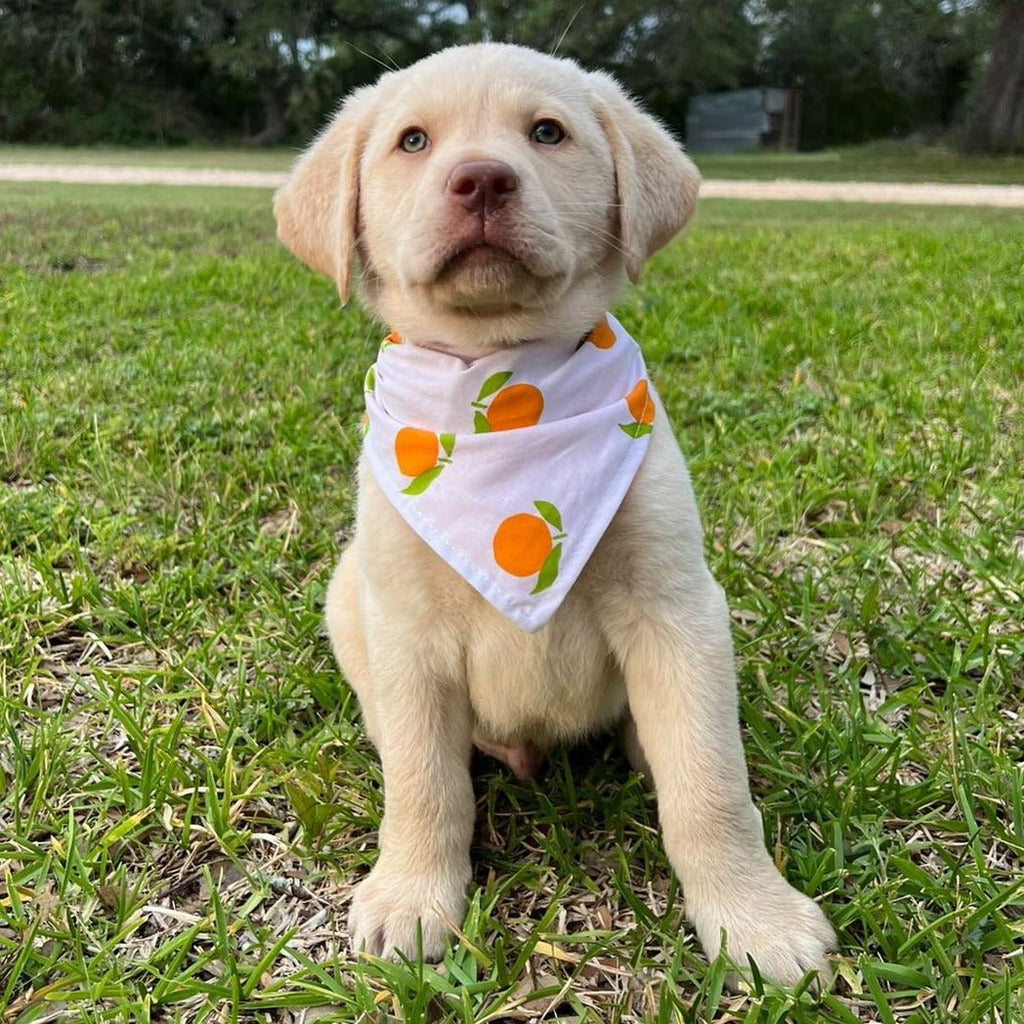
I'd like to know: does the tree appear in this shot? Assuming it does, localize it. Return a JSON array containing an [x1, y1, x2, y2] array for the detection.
[[963, 1, 1024, 152], [0, 0, 1010, 147], [199, 0, 459, 144], [756, 0, 990, 148], [459, 0, 758, 132], [0, 0, 236, 143], [0, 0, 456, 144]]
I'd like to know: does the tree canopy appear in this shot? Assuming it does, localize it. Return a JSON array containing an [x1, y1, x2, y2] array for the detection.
[[0, 0, 1018, 151]]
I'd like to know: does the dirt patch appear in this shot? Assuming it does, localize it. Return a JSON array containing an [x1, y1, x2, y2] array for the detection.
[[0, 163, 284, 189], [700, 177, 1024, 207]]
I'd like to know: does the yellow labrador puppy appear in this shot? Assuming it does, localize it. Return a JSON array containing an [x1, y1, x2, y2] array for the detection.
[[274, 43, 835, 986]]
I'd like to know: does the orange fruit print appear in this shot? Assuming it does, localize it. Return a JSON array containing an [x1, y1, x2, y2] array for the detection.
[[493, 502, 566, 594], [625, 379, 654, 425], [486, 383, 544, 431], [492, 513, 552, 577], [394, 427, 439, 477], [587, 318, 616, 349]]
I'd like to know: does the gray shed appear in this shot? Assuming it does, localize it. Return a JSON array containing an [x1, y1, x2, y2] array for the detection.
[[686, 88, 801, 152]]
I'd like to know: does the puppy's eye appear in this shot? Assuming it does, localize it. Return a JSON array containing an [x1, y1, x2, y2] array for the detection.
[[530, 119, 566, 145], [399, 128, 429, 153]]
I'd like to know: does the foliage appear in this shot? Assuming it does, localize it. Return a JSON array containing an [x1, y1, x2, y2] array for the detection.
[[0, 0, 235, 143], [755, 0, 993, 148], [461, 0, 760, 130], [0, 180, 1022, 1020], [199, 0, 458, 143], [0, 0, 1006, 148], [0, 0, 454, 145]]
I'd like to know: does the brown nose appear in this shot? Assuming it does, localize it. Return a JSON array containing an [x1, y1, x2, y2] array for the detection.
[[446, 160, 519, 213]]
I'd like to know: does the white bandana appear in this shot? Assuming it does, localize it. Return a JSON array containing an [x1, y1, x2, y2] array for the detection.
[[362, 313, 654, 633]]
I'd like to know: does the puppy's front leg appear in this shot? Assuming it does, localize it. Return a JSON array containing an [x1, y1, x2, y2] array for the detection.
[[348, 618, 474, 962], [605, 576, 835, 986]]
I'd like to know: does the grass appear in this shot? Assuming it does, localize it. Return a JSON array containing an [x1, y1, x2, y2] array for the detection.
[[2, 139, 1023, 184], [0, 145, 299, 171], [691, 141, 1024, 185], [1, 181, 1022, 1023]]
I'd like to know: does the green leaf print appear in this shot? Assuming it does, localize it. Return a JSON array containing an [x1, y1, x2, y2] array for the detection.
[[401, 465, 444, 495], [473, 411, 492, 434], [475, 370, 513, 403], [533, 500, 563, 532], [531, 543, 562, 595], [619, 422, 654, 439], [364, 365, 376, 392], [439, 433, 456, 457]]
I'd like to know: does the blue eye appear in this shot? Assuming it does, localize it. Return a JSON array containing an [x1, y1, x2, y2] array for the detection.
[[400, 128, 429, 153], [530, 120, 566, 145]]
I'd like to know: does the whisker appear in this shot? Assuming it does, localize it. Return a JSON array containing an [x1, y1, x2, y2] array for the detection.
[[550, 4, 587, 57], [343, 41, 402, 74]]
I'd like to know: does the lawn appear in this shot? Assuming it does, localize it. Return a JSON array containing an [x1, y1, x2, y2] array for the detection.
[[692, 141, 1024, 185], [0, 183, 1022, 1023], [2, 139, 1023, 185]]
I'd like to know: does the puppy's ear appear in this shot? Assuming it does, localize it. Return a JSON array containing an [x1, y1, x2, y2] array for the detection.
[[589, 73, 700, 282], [273, 84, 379, 305]]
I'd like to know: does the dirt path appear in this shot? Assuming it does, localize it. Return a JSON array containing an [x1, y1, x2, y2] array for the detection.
[[700, 178, 1024, 207], [0, 164, 285, 189], [2, 162, 1023, 207]]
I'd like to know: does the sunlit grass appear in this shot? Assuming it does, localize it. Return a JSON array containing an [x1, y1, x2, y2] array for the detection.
[[1, 183, 1021, 1022]]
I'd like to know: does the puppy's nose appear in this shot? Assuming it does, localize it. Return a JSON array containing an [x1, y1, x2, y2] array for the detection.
[[446, 161, 519, 213]]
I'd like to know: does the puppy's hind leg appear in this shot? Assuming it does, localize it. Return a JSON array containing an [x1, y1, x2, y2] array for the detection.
[[325, 546, 380, 746], [618, 711, 652, 785]]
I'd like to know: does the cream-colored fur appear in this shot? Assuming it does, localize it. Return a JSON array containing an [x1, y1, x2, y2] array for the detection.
[[274, 42, 835, 987]]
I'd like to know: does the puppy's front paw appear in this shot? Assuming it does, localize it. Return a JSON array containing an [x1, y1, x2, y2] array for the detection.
[[690, 869, 836, 989], [348, 860, 469, 962]]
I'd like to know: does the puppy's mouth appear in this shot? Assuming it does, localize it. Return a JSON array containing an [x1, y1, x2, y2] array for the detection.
[[395, 209, 572, 306], [439, 241, 520, 277]]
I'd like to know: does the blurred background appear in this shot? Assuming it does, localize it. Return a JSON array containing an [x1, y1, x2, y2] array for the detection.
[[0, 0, 1021, 155]]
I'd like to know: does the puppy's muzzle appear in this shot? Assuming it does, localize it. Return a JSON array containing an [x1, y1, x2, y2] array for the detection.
[[446, 160, 520, 215]]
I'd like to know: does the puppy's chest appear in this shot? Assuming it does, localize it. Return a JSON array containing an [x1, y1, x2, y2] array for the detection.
[[464, 593, 627, 746]]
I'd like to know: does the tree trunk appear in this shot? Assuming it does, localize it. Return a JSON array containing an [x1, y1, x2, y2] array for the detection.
[[963, 1, 1024, 153], [251, 70, 288, 147]]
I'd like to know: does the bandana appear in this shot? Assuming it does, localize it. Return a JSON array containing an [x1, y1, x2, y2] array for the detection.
[[362, 313, 654, 632]]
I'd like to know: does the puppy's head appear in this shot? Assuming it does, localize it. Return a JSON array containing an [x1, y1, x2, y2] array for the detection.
[[274, 44, 699, 354]]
